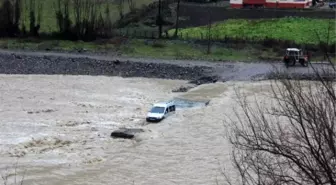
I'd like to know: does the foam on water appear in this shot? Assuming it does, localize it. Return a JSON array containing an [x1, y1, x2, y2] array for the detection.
[[172, 98, 209, 109]]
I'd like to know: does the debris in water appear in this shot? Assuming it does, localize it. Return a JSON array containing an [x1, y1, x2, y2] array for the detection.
[[111, 128, 144, 139], [26, 109, 56, 114], [188, 76, 218, 85], [172, 85, 195, 93]]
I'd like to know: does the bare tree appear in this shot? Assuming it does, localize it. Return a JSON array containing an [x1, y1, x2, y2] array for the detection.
[[207, 6, 212, 55], [72, 0, 98, 39], [117, 0, 124, 20], [1, 158, 26, 185], [14, 0, 21, 33], [0, 0, 22, 37], [173, 0, 181, 38], [54, 0, 114, 40], [156, 0, 163, 39], [127, 0, 135, 12], [27, 0, 42, 36], [54, 0, 72, 35], [104, 3, 112, 36], [226, 32, 336, 185]]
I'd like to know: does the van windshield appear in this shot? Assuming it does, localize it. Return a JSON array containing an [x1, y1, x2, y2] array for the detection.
[[150, 106, 165, 113]]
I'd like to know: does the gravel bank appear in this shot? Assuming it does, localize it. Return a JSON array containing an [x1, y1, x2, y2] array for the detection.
[[0, 53, 215, 81]]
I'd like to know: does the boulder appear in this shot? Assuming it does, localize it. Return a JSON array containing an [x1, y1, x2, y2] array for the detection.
[[111, 128, 144, 139]]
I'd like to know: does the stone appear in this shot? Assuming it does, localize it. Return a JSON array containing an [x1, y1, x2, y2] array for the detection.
[[111, 128, 145, 139]]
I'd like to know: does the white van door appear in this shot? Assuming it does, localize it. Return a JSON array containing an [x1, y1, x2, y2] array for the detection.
[[167, 105, 175, 116], [163, 108, 169, 118]]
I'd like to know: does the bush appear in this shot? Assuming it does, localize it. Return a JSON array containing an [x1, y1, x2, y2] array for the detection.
[[53, 0, 114, 41]]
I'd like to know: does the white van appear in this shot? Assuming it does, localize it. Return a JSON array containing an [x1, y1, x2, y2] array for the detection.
[[146, 101, 176, 122]]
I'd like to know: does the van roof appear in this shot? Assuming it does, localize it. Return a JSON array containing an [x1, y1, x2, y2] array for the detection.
[[153, 101, 175, 107]]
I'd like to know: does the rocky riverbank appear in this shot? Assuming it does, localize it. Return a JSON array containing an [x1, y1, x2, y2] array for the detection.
[[0, 53, 218, 82]]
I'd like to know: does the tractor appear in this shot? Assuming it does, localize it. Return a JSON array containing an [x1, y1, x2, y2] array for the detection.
[[329, 0, 336, 8], [283, 48, 310, 67]]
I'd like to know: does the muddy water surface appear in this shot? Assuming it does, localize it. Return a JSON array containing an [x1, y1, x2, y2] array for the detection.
[[0, 75, 269, 185]]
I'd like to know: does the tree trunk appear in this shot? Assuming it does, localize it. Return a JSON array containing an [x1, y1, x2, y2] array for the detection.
[[174, 0, 181, 38], [158, 0, 162, 38], [207, 7, 212, 55]]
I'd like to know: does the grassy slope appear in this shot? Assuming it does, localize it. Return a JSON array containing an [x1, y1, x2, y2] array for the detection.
[[169, 18, 336, 45], [1, 38, 334, 62], [18, 0, 156, 33]]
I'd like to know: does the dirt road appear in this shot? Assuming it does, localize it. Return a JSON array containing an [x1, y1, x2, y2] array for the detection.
[[0, 49, 333, 82]]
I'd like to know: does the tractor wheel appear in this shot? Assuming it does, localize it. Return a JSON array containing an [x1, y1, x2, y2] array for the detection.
[[284, 60, 289, 68], [288, 58, 296, 66], [300, 60, 308, 67], [299, 58, 308, 67]]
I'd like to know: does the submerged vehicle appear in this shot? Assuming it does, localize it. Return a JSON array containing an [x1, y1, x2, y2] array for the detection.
[[146, 101, 176, 122]]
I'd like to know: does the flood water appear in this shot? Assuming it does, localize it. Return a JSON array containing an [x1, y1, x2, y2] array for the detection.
[[0, 75, 271, 185]]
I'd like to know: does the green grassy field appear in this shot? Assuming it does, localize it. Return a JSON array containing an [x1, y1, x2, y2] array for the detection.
[[1, 38, 334, 62], [15, 0, 156, 33], [0, 38, 259, 60], [169, 18, 336, 45]]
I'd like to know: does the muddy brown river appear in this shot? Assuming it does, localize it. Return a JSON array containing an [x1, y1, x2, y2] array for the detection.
[[0, 75, 273, 185]]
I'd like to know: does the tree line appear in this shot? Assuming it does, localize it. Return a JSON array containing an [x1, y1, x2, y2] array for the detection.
[[0, 0, 141, 40]]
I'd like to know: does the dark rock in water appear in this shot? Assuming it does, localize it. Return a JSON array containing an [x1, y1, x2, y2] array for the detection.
[[113, 60, 121, 65], [189, 76, 219, 85], [172, 85, 194, 93], [111, 128, 144, 139], [205, 101, 210, 106]]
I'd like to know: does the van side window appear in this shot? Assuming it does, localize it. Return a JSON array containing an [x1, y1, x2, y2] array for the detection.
[[169, 105, 175, 112]]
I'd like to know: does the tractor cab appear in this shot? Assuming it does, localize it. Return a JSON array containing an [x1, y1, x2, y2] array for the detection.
[[286, 48, 302, 59], [329, 0, 336, 8]]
